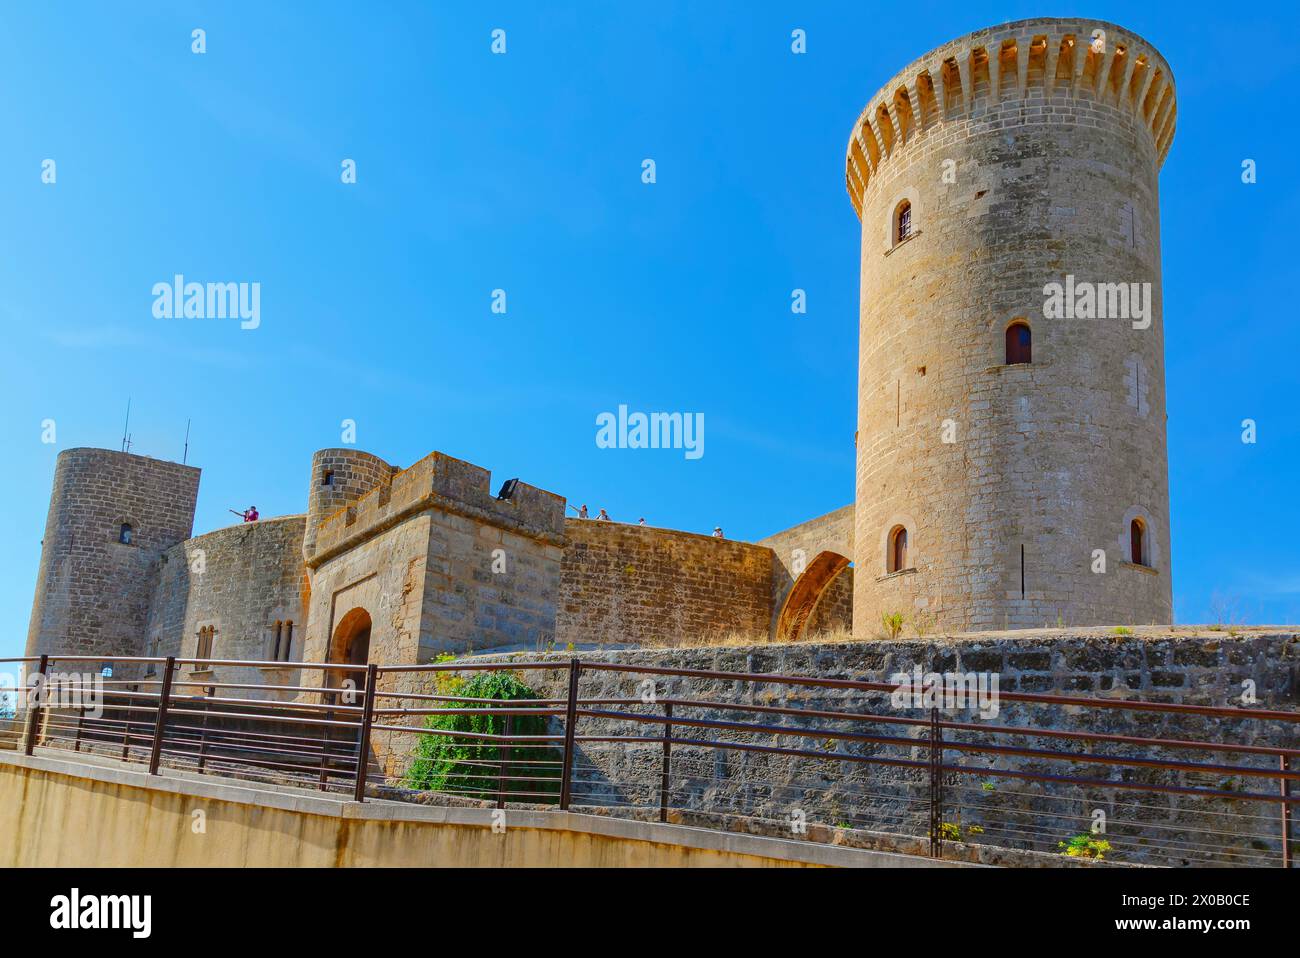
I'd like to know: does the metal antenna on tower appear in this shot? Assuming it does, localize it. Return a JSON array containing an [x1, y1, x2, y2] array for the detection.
[[183, 419, 191, 464], [121, 398, 132, 453]]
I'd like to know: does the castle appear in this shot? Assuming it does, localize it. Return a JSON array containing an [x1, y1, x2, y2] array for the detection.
[[25, 18, 1176, 694]]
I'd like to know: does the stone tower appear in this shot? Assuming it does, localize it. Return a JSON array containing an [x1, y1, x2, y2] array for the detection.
[[846, 18, 1176, 634], [302, 448, 398, 561], [26, 448, 200, 662]]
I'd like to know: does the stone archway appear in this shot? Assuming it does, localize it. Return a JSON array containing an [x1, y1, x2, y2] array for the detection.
[[775, 551, 851, 642], [322, 606, 374, 782], [328, 607, 372, 697]]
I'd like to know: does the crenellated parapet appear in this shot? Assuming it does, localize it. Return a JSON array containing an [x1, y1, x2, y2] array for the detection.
[[305, 449, 566, 567], [844, 18, 1177, 219]]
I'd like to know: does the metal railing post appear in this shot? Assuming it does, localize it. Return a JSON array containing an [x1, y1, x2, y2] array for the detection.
[[928, 706, 943, 859], [196, 705, 211, 773], [147, 657, 176, 775], [659, 702, 673, 823], [1283, 754, 1293, 869], [35, 669, 56, 749], [352, 664, 378, 803], [496, 714, 514, 809], [318, 706, 334, 791], [559, 658, 581, 810], [23, 654, 49, 755], [121, 694, 135, 762]]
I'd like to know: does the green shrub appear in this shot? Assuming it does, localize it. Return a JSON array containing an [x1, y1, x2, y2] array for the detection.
[[404, 671, 561, 802], [1059, 834, 1112, 860]]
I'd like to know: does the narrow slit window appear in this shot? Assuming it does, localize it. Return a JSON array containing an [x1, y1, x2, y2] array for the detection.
[[118, 523, 133, 544]]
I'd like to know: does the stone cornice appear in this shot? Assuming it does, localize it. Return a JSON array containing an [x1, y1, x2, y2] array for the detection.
[[845, 18, 1177, 219]]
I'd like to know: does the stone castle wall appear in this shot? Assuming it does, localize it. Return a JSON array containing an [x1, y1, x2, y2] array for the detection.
[[458, 629, 1298, 865], [301, 451, 567, 683], [848, 18, 1175, 634], [759, 504, 855, 566], [144, 515, 307, 698], [25, 448, 200, 663], [31, 444, 843, 688], [556, 520, 773, 648], [806, 568, 853, 637]]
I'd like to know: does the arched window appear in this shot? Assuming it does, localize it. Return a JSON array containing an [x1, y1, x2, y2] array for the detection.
[[118, 523, 133, 544], [887, 525, 909, 573], [895, 200, 913, 243], [1005, 321, 1032, 364], [1130, 518, 1147, 567], [269, 621, 294, 662]]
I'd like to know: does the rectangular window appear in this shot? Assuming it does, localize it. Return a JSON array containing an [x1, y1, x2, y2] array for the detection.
[[196, 626, 214, 661]]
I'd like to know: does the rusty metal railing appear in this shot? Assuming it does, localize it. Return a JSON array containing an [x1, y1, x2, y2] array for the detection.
[[1, 654, 1295, 867]]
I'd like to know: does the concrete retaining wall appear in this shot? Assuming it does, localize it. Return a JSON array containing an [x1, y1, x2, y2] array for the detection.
[[0, 752, 962, 868]]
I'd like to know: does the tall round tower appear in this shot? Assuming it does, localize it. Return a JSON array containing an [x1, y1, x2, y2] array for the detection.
[[26, 448, 201, 661], [847, 18, 1176, 634]]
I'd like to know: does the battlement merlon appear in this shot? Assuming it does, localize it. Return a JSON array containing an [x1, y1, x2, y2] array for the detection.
[[305, 449, 567, 567], [844, 17, 1177, 219]]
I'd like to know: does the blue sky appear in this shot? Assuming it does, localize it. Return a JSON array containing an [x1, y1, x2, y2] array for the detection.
[[1, 1, 1297, 658]]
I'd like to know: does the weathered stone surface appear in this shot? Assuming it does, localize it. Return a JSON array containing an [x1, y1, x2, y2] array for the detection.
[[847, 18, 1177, 634], [299, 450, 567, 688], [759, 506, 855, 640], [446, 630, 1297, 866], [146, 515, 307, 696], [556, 519, 773, 648], [25, 448, 199, 663]]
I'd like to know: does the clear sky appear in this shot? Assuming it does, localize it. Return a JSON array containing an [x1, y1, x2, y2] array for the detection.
[[2, 1, 1297, 659]]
